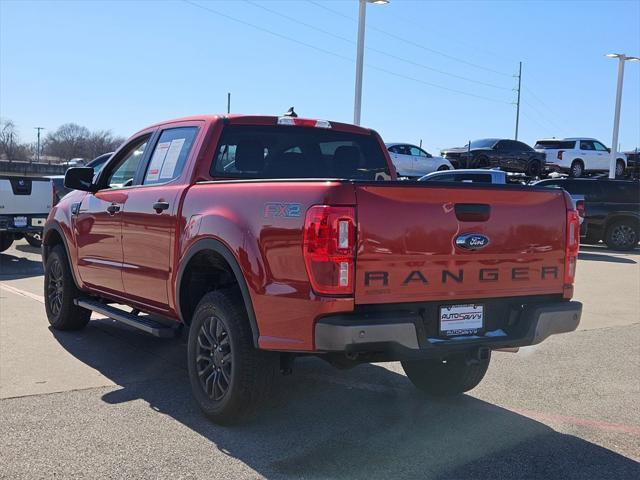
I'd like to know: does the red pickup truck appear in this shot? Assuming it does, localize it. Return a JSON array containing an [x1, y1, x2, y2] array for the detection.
[[43, 114, 582, 424]]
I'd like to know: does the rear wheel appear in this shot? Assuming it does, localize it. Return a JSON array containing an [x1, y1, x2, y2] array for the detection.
[[402, 352, 490, 396], [437, 165, 449, 171], [25, 232, 42, 248], [0, 233, 14, 253], [187, 290, 278, 425], [605, 220, 638, 251], [44, 245, 91, 330], [526, 160, 542, 178], [570, 160, 584, 178]]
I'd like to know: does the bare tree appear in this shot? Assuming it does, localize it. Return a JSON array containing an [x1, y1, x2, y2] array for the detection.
[[0, 118, 21, 161], [43, 123, 91, 161], [85, 130, 125, 159]]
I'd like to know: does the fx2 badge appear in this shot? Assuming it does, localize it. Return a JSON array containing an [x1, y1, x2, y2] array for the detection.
[[264, 202, 302, 218]]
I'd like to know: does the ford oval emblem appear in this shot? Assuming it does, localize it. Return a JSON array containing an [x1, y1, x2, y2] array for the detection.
[[455, 233, 490, 251]]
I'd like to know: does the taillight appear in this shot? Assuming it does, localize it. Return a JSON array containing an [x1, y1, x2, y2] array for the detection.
[[564, 209, 580, 286], [576, 200, 585, 219], [303, 205, 355, 295], [557, 150, 564, 160]]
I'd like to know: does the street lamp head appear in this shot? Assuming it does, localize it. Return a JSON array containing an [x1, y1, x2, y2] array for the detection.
[[368, 0, 389, 4], [606, 53, 639, 61]]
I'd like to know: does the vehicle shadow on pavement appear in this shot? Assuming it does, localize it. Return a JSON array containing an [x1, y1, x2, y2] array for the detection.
[[577, 251, 637, 264], [0, 252, 43, 280], [51, 321, 640, 480]]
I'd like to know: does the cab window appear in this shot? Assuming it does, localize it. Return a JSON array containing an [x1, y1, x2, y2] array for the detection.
[[104, 136, 150, 189], [143, 127, 198, 185]]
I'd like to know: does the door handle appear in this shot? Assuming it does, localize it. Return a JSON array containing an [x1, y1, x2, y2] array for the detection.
[[106, 203, 120, 215], [153, 201, 170, 213]]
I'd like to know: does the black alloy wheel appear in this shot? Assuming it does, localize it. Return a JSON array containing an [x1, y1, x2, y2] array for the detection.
[[46, 257, 64, 317], [196, 315, 232, 401]]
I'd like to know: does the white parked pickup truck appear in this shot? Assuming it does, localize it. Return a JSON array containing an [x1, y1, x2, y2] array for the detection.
[[534, 138, 627, 178], [0, 176, 53, 251]]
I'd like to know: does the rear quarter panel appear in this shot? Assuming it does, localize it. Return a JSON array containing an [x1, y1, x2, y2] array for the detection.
[[178, 180, 357, 351]]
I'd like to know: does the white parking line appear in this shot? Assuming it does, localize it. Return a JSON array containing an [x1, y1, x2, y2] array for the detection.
[[0, 282, 44, 304]]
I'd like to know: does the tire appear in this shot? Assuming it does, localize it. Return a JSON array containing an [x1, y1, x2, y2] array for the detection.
[[0, 233, 14, 253], [25, 232, 42, 248], [402, 351, 490, 396], [187, 290, 278, 425], [615, 159, 625, 178], [526, 160, 542, 178], [437, 165, 450, 171], [570, 160, 584, 178], [605, 220, 638, 251], [44, 245, 91, 330]]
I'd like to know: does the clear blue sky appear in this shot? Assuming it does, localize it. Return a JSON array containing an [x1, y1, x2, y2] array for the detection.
[[1, 0, 639, 155]]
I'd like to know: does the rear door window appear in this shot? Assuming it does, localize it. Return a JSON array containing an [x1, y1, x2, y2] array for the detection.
[[580, 141, 595, 151], [601, 182, 640, 203], [534, 140, 575, 149], [210, 125, 390, 180], [143, 127, 198, 185]]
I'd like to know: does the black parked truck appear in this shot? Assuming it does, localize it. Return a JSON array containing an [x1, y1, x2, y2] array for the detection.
[[535, 178, 640, 251]]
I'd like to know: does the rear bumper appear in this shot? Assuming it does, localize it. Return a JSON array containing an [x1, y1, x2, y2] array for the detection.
[[315, 300, 581, 360], [0, 214, 47, 233]]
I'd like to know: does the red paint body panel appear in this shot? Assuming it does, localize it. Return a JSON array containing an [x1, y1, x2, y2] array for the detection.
[[44, 114, 574, 353], [354, 184, 567, 304]]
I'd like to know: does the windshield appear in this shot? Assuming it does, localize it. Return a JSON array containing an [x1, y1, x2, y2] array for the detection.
[[210, 125, 390, 180], [467, 139, 498, 149]]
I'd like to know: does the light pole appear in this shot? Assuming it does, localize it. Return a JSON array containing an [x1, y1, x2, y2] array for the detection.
[[605, 53, 639, 178], [34, 127, 45, 164], [353, 0, 388, 126]]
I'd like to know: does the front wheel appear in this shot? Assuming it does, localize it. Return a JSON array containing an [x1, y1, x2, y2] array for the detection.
[[615, 159, 625, 178], [437, 165, 450, 171], [44, 245, 91, 330], [187, 290, 278, 425], [605, 220, 638, 251], [402, 352, 490, 396], [25, 232, 42, 248]]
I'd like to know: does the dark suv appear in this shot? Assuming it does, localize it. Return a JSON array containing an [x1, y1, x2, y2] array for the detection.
[[536, 178, 639, 250]]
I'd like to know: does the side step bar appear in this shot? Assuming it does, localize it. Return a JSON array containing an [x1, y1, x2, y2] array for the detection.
[[75, 298, 180, 338]]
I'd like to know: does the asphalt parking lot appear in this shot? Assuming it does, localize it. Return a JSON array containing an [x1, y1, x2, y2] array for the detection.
[[1, 239, 639, 479]]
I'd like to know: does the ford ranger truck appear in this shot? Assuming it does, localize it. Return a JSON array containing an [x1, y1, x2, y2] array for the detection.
[[42, 115, 582, 424]]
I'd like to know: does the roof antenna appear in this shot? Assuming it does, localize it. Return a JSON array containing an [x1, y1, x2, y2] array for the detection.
[[283, 106, 298, 117]]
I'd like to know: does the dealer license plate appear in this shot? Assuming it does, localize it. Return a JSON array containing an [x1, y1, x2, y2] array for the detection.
[[13, 216, 27, 228], [439, 304, 484, 337]]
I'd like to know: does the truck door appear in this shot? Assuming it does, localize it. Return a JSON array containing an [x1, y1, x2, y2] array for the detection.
[[119, 125, 200, 310], [592, 141, 611, 170], [75, 135, 151, 295]]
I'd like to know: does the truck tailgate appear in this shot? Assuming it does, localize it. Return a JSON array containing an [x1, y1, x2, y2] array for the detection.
[[0, 176, 52, 215], [354, 183, 567, 304]]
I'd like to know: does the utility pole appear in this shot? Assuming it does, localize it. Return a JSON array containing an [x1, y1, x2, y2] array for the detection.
[[514, 61, 522, 140], [227, 92, 231, 114], [34, 127, 45, 164]]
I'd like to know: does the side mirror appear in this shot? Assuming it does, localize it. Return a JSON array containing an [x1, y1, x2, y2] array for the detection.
[[64, 167, 97, 192]]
